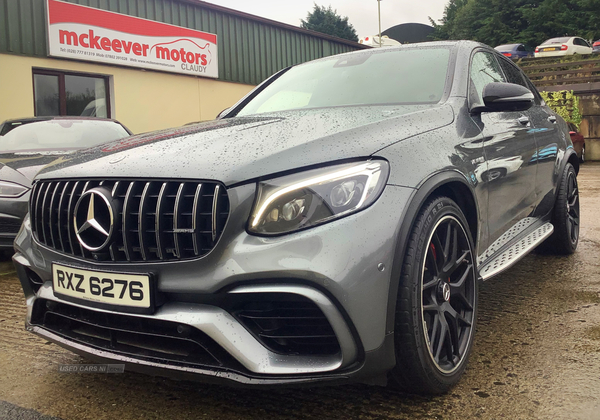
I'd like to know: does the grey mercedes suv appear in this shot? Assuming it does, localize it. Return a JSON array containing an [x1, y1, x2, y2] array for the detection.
[[13, 41, 580, 394]]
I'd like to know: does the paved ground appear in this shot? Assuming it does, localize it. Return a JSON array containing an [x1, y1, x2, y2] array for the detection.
[[1, 163, 599, 420]]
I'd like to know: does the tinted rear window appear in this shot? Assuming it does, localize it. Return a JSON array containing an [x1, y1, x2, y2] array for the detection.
[[495, 45, 517, 50], [542, 37, 571, 45]]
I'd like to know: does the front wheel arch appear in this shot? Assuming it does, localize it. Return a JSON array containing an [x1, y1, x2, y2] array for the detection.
[[384, 171, 480, 336]]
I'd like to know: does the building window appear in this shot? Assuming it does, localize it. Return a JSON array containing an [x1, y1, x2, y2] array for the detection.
[[32, 69, 110, 118]]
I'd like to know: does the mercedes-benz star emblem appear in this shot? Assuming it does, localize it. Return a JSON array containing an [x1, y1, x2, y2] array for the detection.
[[442, 282, 451, 302], [74, 188, 116, 251]]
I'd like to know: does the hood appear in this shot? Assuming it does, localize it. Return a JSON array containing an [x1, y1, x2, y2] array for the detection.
[[37, 105, 454, 186], [0, 151, 76, 186]]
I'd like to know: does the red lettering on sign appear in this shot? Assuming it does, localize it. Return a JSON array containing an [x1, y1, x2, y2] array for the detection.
[[89, 30, 101, 49], [101, 37, 111, 51], [111, 39, 121, 52]]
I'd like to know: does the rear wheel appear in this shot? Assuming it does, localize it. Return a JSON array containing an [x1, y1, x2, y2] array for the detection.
[[391, 196, 477, 394], [539, 163, 579, 254]]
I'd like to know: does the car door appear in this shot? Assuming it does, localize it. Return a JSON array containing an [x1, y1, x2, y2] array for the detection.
[[525, 76, 564, 216], [469, 50, 539, 244], [496, 56, 559, 216]]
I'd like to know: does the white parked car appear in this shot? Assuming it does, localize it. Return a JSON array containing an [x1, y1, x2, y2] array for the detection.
[[358, 35, 400, 47], [534, 36, 593, 57]]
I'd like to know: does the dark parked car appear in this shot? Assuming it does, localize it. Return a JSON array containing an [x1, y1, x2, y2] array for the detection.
[[568, 122, 585, 162], [593, 40, 600, 54], [0, 117, 131, 251], [13, 41, 580, 395], [494, 43, 532, 59]]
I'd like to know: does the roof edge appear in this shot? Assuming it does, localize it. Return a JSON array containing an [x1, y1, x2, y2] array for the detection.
[[179, 0, 370, 49]]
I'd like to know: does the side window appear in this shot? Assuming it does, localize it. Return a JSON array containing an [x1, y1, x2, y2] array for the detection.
[[469, 51, 506, 108], [517, 45, 526, 52], [498, 58, 528, 87], [573, 38, 582, 46], [581, 38, 591, 48], [525, 78, 543, 105]]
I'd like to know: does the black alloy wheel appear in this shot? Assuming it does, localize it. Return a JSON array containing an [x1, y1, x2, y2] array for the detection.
[[391, 196, 478, 394], [540, 162, 579, 255], [422, 216, 476, 373], [565, 170, 580, 245]]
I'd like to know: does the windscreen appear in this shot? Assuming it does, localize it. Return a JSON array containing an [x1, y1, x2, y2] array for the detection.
[[542, 37, 571, 45], [236, 47, 451, 116], [0, 119, 130, 152]]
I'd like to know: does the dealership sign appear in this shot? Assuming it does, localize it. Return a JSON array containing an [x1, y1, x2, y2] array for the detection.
[[46, 0, 218, 78]]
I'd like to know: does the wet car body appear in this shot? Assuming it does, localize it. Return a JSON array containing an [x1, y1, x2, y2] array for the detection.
[[13, 41, 580, 392], [0, 117, 131, 250]]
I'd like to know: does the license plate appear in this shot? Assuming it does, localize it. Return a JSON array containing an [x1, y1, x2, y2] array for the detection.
[[52, 263, 152, 309], [542, 48, 557, 52]]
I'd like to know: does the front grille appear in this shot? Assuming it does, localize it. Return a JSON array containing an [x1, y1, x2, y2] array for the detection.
[[29, 179, 229, 262], [0, 219, 22, 234], [233, 296, 341, 356], [31, 299, 239, 369]]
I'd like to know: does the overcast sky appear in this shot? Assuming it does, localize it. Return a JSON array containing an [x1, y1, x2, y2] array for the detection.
[[207, 0, 448, 39]]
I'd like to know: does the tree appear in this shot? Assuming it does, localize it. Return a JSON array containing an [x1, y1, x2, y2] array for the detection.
[[429, 0, 600, 49], [301, 4, 358, 42]]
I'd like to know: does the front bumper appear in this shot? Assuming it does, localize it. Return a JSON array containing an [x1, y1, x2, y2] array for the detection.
[[534, 50, 569, 58], [14, 182, 414, 385]]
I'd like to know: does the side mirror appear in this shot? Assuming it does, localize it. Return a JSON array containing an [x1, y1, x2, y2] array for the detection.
[[473, 82, 535, 113]]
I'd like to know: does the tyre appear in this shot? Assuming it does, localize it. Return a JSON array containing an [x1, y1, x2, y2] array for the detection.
[[390, 196, 478, 394], [539, 163, 579, 254]]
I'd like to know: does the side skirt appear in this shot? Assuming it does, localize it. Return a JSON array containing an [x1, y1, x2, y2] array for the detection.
[[478, 220, 554, 281]]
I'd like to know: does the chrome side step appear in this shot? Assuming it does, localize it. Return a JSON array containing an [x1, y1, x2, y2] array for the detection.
[[478, 222, 554, 281]]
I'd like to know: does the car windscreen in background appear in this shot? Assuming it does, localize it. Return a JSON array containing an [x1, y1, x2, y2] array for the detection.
[[237, 47, 451, 116], [0, 120, 130, 152]]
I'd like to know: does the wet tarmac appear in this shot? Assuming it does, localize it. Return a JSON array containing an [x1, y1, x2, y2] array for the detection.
[[1, 163, 599, 420]]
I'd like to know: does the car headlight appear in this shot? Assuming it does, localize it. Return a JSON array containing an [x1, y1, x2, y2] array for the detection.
[[0, 181, 29, 198], [248, 160, 389, 235]]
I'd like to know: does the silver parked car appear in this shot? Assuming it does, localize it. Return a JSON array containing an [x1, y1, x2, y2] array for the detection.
[[14, 41, 580, 394]]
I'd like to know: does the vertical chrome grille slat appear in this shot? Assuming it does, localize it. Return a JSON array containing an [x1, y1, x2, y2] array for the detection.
[[211, 185, 221, 243], [40, 183, 53, 245], [48, 181, 63, 250], [155, 182, 168, 260], [30, 179, 229, 262], [31, 183, 42, 237], [122, 181, 136, 261], [192, 183, 203, 256], [112, 181, 120, 198], [173, 182, 186, 259], [56, 181, 70, 252], [66, 181, 82, 256], [138, 182, 151, 261]]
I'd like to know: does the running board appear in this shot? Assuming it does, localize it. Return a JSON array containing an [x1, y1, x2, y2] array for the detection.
[[478, 222, 554, 281]]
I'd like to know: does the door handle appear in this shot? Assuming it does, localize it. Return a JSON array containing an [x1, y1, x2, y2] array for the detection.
[[518, 116, 530, 126], [548, 115, 557, 123]]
